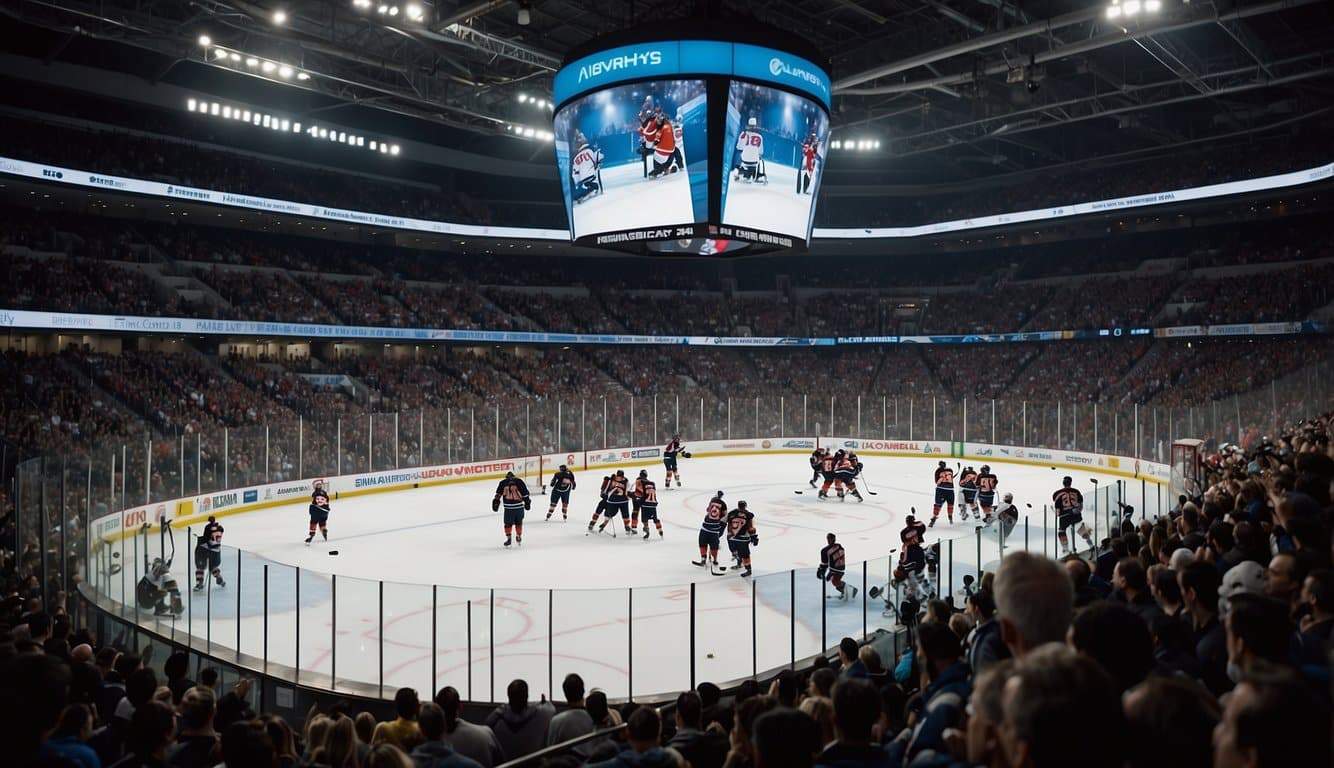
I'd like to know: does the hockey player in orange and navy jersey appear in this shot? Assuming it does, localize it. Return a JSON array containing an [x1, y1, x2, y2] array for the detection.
[[930, 460, 955, 527], [631, 469, 650, 532], [976, 465, 1000, 522], [637, 476, 663, 540], [957, 466, 979, 521], [725, 501, 758, 577], [663, 434, 687, 487], [587, 469, 632, 535], [694, 491, 728, 571], [808, 447, 826, 488], [816, 449, 839, 500], [833, 450, 864, 502], [546, 464, 577, 521], [492, 471, 531, 548]]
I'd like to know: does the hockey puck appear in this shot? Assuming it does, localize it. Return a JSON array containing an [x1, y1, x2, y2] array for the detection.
[[706, 653, 715, 659], [328, 550, 339, 556]]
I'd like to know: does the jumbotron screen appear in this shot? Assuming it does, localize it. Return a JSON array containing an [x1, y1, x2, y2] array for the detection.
[[721, 81, 829, 241], [551, 32, 831, 254], [554, 80, 709, 242]]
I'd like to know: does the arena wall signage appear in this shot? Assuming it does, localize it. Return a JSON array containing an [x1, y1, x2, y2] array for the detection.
[[3, 154, 1330, 242], [0, 307, 1321, 346]]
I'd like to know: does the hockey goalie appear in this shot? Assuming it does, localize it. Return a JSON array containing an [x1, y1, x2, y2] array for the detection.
[[732, 117, 767, 184], [570, 130, 603, 205]]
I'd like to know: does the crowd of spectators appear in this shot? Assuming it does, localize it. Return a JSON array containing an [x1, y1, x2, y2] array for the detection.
[[5, 407, 1331, 768]]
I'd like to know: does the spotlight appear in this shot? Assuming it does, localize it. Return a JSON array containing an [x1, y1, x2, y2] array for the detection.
[[518, 93, 527, 103], [1124, 0, 1141, 14], [405, 3, 423, 20], [229, 52, 241, 62], [1107, 4, 1122, 18], [280, 119, 290, 130], [210, 102, 220, 115], [517, 1, 531, 25], [297, 71, 310, 80], [389, 144, 400, 155], [830, 139, 840, 149], [273, 9, 288, 25], [262, 61, 276, 73], [292, 122, 301, 133], [380, 143, 388, 153], [245, 57, 259, 67], [1145, 0, 1161, 10], [378, 4, 389, 12], [243, 110, 252, 122], [197, 34, 212, 47], [214, 48, 229, 60], [278, 65, 293, 78], [187, 98, 198, 111], [222, 105, 232, 118], [388, 5, 399, 16], [370, 140, 378, 149]]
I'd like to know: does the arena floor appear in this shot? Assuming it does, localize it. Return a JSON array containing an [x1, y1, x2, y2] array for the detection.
[[103, 453, 1150, 701]]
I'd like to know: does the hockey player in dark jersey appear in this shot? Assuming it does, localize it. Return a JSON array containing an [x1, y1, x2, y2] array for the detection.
[[588, 470, 632, 535], [900, 513, 927, 548], [1052, 476, 1092, 554], [833, 451, 864, 502], [725, 501, 758, 577], [818, 533, 857, 600], [816, 450, 839, 500], [957, 467, 979, 521], [492, 471, 531, 547], [637, 476, 663, 540], [306, 480, 331, 544], [631, 470, 650, 532], [546, 464, 576, 521], [663, 435, 687, 488], [694, 492, 728, 573], [976, 465, 999, 522], [930, 461, 955, 526], [194, 516, 225, 590], [808, 448, 826, 488]]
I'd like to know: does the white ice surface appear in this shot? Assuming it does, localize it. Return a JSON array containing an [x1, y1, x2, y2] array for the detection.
[[571, 161, 694, 239], [101, 454, 1148, 701], [722, 163, 815, 240]]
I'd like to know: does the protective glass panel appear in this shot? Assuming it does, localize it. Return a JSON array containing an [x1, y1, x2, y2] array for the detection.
[[553, 588, 629, 701], [382, 581, 436, 696], [630, 583, 691, 699], [490, 588, 548, 703], [333, 574, 381, 695]]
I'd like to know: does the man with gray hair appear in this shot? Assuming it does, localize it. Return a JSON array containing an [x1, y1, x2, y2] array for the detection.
[[994, 552, 1073, 657]]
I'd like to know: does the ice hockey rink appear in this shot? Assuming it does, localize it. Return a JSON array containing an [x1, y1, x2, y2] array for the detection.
[[572, 162, 695, 238], [723, 163, 815, 237], [101, 452, 1152, 702]]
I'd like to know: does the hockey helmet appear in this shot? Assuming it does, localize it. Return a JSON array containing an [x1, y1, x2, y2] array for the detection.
[[737, 500, 747, 509], [208, 515, 216, 523], [715, 490, 725, 498], [1003, 492, 1013, 503], [981, 465, 991, 473], [574, 129, 587, 146], [938, 460, 947, 468], [639, 469, 648, 478], [559, 464, 568, 471], [506, 471, 515, 479], [615, 469, 625, 477], [747, 116, 757, 127], [1062, 476, 1073, 486], [905, 514, 916, 523]]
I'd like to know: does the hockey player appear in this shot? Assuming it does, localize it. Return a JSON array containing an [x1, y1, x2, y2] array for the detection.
[[725, 500, 758, 577], [694, 491, 728, 572], [193, 515, 225, 591], [994, 492, 1019, 543], [663, 435, 687, 487], [569, 131, 603, 204], [734, 117, 765, 183], [816, 449, 839, 500], [900, 513, 927, 548], [808, 447, 825, 488], [492, 471, 531, 547], [818, 533, 857, 601], [588, 470, 632, 535], [637, 97, 657, 177], [976, 465, 999, 522], [638, 476, 663, 540], [646, 113, 680, 178], [631, 469, 649, 531], [897, 535, 932, 604], [306, 480, 331, 544], [957, 466, 979, 521], [833, 450, 864, 502], [930, 461, 955, 526], [656, 106, 685, 171], [799, 132, 819, 194], [137, 557, 184, 617], [547, 464, 576, 520], [1053, 476, 1092, 554]]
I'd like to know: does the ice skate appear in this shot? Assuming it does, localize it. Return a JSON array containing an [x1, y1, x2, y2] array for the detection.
[[928, 516, 937, 528], [503, 536, 512, 547], [643, 528, 651, 540], [214, 577, 225, 589], [193, 582, 204, 592], [305, 533, 315, 544]]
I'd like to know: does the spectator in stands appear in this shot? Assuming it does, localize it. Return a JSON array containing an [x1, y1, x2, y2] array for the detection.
[[961, 660, 1013, 768], [1063, 556, 1102, 608], [411, 702, 483, 768], [1178, 560, 1230, 694], [836, 638, 866, 679], [1263, 552, 1305, 613], [219, 719, 278, 768], [815, 679, 887, 768], [751, 708, 821, 768], [1224, 594, 1294, 681], [998, 644, 1123, 768], [1212, 669, 1331, 768], [995, 553, 1074, 657], [434, 687, 504, 768], [547, 673, 595, 746], [667, 691, 726, 768], [589, 706, 673, 768], [168, 687, 220, 768], [1068, 602, 1154, 695], [1295, 569, 1334, 666], [1111, 558, 1161, 623], [46, 703, 100, 768], [1122, 677, 1219, 768], [727, 696, 778, 768], [486, 679, 554, 760], [164, 651, 194, 704], [1148, 565, 1185, 618], [117, 699, 177, 768], [885, 622, 970, 766]]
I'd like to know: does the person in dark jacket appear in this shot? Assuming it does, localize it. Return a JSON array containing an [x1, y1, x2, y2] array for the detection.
[[814, 679, 890, 768], [752, 708, 821, 768], [836, 638, 867, 680], [411, 703, 484, 768], [166, 688, 219, 768], [1179, 561, 1230, 695], [485, 680, 555, 760], [588, 706, 676, 768], [1295, 569, 1334, 667], [1111, 558, 1162, 624], [1069, 602, 1154, 695], [964, 590, 1007, 675], [884, 623, 970, 767], [666, 691, 727, 768]]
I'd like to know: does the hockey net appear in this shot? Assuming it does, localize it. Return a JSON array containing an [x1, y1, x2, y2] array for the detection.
[[1169, 439, 1204, 503]]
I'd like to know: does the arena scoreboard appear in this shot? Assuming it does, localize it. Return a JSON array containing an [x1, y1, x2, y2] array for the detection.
[[551, 21, 832, 255]]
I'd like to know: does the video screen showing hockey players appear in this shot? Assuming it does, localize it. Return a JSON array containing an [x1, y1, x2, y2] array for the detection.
[[720, 81, 829, 242], [553, 79, 708, 241]]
